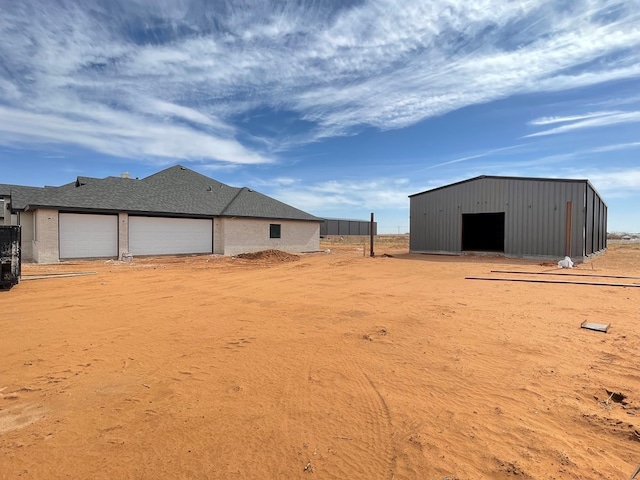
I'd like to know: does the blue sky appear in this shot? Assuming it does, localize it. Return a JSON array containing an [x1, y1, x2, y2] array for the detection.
[[1, 0, 639, 233]]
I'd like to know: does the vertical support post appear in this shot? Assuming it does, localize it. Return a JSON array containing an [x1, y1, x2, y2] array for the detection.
[[565, 201, 572, 257], [370, 212, 375, 258]]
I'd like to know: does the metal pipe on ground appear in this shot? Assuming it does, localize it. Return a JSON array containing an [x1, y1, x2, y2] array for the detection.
[[466, 276, 640, 288]]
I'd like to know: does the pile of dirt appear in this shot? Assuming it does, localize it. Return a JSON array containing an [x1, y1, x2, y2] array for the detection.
[[235, 249, 300, 262]]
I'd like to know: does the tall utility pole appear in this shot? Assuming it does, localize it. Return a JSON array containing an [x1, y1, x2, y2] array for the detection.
[[370, 212, 375, 257]]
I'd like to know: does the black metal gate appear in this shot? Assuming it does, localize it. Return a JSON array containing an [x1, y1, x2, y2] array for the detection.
[[0, 226, 21, 289]]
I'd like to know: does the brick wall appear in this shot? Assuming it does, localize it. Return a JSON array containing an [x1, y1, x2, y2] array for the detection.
[[18, 211, 34, 261], [118, 212, 129, 259], [32, 209, 59, 263], [220, 218, 320, 256], [213, 218, 224, 254]]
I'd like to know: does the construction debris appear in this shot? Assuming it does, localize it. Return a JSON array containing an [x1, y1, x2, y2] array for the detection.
[[21, 272, 97, 281], [580, 320, 610, 333], [466, 276, 640, 288], [491, 270, 640, 280], [557, 256, 574, 269]]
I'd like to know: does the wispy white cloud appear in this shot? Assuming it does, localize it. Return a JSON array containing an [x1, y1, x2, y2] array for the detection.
[[458, 162, 640, 197], [481, 153, 580, 170], [267, 177, 415, 212], [0, 0, 639, 162], [589, 168, 640, 192], [136, 98, 232, 131], [270, 177, 298, 187], [590, 142, 640, 153], [524, 111, 640, 137], [555, 167, 640, 199], [587, 94, 640, 108], [529, 111, 622, 126], [250, 177, 300, 188], [423, 144, 529, 171], [0, 105, 269, 165]]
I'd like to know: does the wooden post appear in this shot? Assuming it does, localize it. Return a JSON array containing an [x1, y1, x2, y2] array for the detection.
[[565, 201, 572, 257], [370, 212, 375, 258]]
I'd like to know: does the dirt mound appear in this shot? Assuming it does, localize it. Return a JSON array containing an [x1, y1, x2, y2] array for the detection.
[[235, 249, 300, 262]]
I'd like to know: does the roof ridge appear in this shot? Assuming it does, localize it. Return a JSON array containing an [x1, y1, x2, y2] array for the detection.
[[219, 186, 247, 216]]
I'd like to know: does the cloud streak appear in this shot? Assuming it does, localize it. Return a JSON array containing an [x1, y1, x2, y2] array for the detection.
[[1, 0, 640, 163], [525, 111, 640, 137], [529, 111, 623, 126], [266, 177, 413, 212], [0, 105, 269, 165], [422, 144, 530, 171]]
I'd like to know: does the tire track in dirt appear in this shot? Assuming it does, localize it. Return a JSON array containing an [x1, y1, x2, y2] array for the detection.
[[356, 367, 397, 479], [277, 339, 397, 479]]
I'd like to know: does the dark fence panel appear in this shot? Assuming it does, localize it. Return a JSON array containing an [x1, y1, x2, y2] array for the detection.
[[320, 219, 377, 236], [0, 226, 21, 289]]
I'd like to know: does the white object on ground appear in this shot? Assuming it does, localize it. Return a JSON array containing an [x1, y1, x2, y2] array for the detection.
[[557, 256, 574, 269]]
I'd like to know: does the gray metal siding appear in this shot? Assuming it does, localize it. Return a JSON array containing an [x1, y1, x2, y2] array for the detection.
[[599, 198, 607, 251], [410, 177, 594, 259], [586, 186, 594, 255], [584, 184, 607, 255]]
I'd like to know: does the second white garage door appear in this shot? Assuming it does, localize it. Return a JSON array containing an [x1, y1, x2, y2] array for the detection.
[[129, 217, 212, 256]]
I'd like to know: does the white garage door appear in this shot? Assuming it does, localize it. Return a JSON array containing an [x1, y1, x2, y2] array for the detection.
[[129, 217, 212, 255], [59, 213, 118, 259]]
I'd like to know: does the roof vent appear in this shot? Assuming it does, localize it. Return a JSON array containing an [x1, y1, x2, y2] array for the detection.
[[121, 172, 131, 179]]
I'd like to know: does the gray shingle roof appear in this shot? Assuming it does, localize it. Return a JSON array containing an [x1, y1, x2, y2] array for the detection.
[[6, 165, 320, 222], [0, 184, 50, 203], [222, 188, 319, 221]]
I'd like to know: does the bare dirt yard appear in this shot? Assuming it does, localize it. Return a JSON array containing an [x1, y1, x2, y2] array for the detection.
[[1, 240, 639, 479]]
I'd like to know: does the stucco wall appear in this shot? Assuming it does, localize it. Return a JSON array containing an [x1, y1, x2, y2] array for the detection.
[[32, 208, 59, 263], [220, 218, 320, 256]]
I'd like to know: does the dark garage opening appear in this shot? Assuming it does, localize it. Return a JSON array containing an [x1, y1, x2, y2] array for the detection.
[[462, 212, 505, 252]]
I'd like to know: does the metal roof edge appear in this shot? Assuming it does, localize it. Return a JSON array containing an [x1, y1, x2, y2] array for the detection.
[[320, 217, 374, 222], [408, 175, 486, 197], [219, 214, 321, 222], [585, 180, 608, 208], [409, 175, 591, 197]]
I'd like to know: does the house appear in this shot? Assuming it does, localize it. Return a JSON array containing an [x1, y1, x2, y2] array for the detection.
[[409, 175, 607, 262], [1, 165, 320, 263]]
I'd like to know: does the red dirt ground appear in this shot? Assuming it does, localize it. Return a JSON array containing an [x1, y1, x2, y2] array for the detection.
[[1, 241, 639, 479]]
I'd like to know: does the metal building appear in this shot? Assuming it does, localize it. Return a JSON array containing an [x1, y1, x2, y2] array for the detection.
[[409, 176, 607, 261], [320, 218, 377, 237]]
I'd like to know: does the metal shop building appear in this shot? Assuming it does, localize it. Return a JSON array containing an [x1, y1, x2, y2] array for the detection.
[[409, 176, 607, 262]]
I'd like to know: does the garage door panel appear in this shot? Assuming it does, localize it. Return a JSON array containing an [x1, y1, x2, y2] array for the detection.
[[59, 213, 118, 259], [129, 217, 212, 255]]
